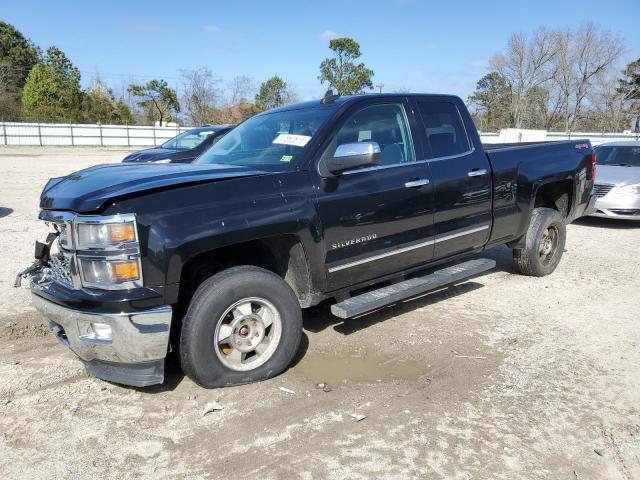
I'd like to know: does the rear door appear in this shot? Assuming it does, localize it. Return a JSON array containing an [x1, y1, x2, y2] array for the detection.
[[413, 98, 492, 259], [312, 98, 435, 290]]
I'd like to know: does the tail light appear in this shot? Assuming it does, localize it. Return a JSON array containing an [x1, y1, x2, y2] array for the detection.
[[591, 151, 596, 181]]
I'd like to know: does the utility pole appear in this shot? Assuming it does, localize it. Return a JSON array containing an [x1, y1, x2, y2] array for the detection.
[[376, 84, 384, 94]]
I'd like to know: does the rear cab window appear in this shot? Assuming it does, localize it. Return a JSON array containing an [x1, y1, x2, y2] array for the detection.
[[416, 101, 472, 158]]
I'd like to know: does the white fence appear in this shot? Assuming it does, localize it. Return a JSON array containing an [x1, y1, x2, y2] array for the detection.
[[480, 131, 638, 146], [0, 122, 192, 147], [0, 121, 638, 147]]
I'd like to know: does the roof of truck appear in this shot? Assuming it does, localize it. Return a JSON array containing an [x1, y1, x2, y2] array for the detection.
[[265, 93, 462, 115]]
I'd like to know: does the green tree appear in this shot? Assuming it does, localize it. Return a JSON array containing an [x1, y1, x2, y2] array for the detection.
[[22, 46, 82, 122], [0, 21, 41, 119], [127, 79, 180, 126], [318, 38, 374, 95], [82, 81, 134, 124], [468, 72, 512, 131], [115, 99, 135, 125], [255, 75, 296, 111], [618, 58, 640, 133]]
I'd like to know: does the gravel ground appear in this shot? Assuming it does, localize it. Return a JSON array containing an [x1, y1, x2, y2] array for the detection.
[[0, 146, 639, 480]]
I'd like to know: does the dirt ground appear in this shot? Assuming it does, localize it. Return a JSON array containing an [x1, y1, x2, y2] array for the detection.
[[0, 146, 639, 480]]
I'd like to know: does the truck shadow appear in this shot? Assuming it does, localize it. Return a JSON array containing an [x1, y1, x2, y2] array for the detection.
[[304, 246, 515, 336], [133, 246, 518, 392], [573, 216, 639, 229], [141, 248, 516, 392], [303, 281, 485, 336], [144, 333, 311, 393]]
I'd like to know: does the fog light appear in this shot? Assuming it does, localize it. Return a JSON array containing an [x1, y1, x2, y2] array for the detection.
[[91, 322, 112, 340]]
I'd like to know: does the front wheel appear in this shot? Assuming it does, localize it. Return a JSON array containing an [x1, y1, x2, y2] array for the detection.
[[512, 207, 566, 277], [179, 266, 303, 388]]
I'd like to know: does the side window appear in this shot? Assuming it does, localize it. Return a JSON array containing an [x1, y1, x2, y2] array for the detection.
[[334, 103, 415, 166], [417, 102, 471, 158]]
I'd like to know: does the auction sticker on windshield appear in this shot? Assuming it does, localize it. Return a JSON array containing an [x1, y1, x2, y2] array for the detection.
[[273, 134, 311, 147]]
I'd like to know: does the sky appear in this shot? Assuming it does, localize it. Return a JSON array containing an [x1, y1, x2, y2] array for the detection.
[[2, 0, 639, 102]]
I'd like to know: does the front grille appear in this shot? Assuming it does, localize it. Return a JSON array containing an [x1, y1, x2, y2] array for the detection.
[[47, 253, 75, 289], [593, 183, 614, 198], [57, 223, 70, 248]]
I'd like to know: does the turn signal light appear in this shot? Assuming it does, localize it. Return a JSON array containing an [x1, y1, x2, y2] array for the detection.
[[113, 260, 140, 281]]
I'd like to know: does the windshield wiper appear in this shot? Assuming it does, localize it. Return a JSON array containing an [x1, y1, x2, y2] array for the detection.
[[607, 163, 634, 167]]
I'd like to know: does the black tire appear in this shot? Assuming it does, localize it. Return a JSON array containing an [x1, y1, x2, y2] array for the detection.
[[512, 207, 566, 277], [179, 266, 302, 388]]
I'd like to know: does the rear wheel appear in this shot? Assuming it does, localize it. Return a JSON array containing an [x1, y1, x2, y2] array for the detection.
[[180, 266, 302, 388], [512, 207, 566, 277]]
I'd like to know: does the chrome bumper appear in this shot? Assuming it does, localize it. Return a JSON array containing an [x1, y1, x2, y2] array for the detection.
[[591, 191, 640, 220], [591, 209, 640, 220], [31, 293, 172, 365]]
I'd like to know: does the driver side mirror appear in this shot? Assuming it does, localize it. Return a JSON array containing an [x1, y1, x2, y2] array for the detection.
[[320, 141, 381, 177]]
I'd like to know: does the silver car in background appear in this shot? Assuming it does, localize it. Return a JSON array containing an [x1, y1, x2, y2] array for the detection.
[[591, 141, 640, 221]]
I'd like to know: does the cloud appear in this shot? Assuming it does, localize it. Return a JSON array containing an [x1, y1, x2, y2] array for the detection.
[[319, 30, 340, 42], [471, 58, 490, 68], [204, 25, 222, 33]]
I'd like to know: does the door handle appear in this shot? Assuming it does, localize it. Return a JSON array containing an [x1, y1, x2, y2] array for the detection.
[[404, 179, 430, 188], [468, 169, 488, 177]]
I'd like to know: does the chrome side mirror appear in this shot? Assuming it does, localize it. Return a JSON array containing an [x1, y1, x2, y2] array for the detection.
[[322, 141, 381, 176]]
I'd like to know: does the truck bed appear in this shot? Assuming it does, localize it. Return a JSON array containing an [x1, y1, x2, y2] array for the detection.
[[482, 138, 594, 244], [482, 140, 582, 150]]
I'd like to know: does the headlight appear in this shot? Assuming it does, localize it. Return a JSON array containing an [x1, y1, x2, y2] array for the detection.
[[73, 213, 143, 289], [79, 258, 140, 285], [76, 220, 136, 248], [154, 158, 172, 164], [615, 184, 640, 195]]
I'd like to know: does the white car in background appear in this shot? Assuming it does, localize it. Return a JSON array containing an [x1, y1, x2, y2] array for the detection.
[[591, 141, 640, 221]]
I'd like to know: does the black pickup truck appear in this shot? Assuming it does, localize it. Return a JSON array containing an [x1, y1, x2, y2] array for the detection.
[[21, 93, 596, 388]]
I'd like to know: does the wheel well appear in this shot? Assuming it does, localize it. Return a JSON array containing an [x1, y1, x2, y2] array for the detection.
[[177, 235, 316, 313], [534, 180, 573, 217]]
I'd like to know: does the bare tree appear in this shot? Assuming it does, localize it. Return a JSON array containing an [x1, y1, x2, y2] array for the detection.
[[181, 67, 221, 126], [586, 69, 629, 132], [549, 24, 625, 131], [227, 75, 255, 104], [490, 28, 560, 128], [482, 23, 626, 132]]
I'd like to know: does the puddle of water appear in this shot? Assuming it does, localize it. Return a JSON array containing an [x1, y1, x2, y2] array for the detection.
[[292, 350, 426, 385]]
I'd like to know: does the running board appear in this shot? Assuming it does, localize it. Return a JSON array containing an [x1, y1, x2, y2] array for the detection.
[[330, 258, 496, 319]]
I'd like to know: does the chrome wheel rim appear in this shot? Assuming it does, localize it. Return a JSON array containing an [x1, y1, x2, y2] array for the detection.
[[539, 226, 559, 265], [214, 297, 282, 371]]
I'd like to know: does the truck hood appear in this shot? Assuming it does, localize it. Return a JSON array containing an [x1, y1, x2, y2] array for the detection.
[[122, 147, 187, 163], [40, 162, 267, 213], [596, 165, 640, 186]]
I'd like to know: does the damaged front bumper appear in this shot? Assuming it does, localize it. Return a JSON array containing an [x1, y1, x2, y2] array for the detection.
[[31, 281, 172, 387]]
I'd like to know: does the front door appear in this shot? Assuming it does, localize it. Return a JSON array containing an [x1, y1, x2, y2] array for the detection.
[[313, 100, 435, 291]]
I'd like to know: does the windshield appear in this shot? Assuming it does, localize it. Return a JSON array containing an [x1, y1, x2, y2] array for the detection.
[[195, 108, 333, 171], [595, 145, 640, 167], [162, 130, 219, 150]]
